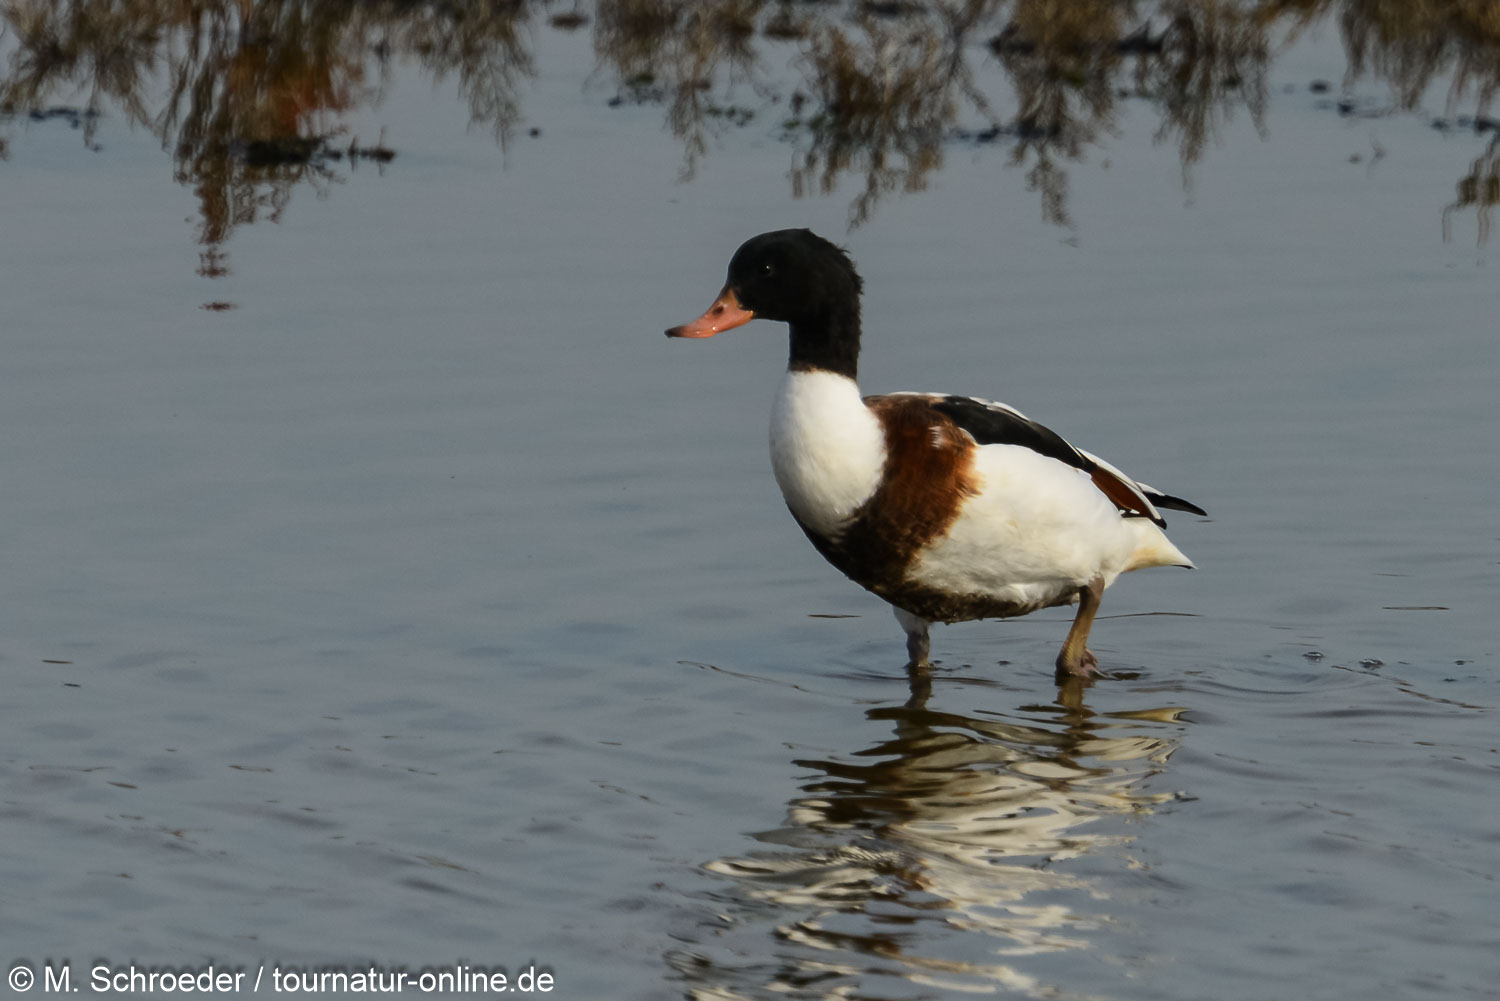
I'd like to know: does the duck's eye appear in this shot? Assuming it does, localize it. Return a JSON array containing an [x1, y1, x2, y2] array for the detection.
[[761, 263, 775, 277]]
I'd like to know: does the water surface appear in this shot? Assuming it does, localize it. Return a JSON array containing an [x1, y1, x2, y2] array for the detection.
[[1, 5, 1496, 999]]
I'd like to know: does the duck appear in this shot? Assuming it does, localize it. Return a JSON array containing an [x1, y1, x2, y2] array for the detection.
[[665, 228, 1205, 677]]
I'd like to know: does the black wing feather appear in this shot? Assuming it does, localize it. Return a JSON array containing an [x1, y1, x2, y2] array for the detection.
[[925, 395, 1094, 473], [1141, 491, 1207, 517]]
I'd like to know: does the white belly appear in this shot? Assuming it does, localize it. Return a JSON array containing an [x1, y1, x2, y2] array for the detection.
[[905, 443, 1186, 607]]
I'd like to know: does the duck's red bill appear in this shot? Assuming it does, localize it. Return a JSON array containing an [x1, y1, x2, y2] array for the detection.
[[666, 287, 754, 338]]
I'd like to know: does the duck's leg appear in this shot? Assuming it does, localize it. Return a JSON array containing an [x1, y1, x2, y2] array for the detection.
[[893, 606, 932, 669], [1055, 575, 1105, 678]]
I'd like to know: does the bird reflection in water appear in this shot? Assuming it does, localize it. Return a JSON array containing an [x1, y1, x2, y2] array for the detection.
[[670, 674, 1188, 999]]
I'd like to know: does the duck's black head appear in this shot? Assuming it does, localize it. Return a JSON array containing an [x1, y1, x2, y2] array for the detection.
[[723, 229, 863, 326], [666, 229, 865, 379]]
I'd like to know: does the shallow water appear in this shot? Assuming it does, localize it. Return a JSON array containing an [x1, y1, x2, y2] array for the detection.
[[2, 8, 1497, 1000]]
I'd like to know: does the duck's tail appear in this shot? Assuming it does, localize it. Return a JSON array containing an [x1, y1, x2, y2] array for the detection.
[[1123, 522, 1195, 573]]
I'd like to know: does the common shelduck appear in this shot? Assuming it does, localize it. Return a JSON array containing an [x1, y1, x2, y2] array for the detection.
[[666, 229, 1205, 677]]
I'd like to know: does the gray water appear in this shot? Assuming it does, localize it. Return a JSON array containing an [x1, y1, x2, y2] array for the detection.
[[2, 12, 1497, 1001]]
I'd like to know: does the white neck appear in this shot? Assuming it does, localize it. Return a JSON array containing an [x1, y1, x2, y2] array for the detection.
[[769, 369, 886, 539]]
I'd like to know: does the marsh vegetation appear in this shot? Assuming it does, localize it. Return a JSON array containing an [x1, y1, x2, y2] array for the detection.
[[3, 1, 1498, 254]]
